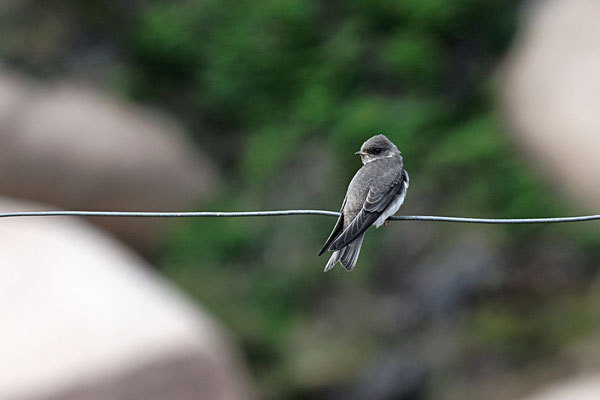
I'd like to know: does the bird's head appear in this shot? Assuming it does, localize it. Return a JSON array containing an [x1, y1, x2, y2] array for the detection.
[[355, 134, 401, 164]]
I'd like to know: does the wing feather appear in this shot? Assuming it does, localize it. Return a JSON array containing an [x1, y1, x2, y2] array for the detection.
[[318, 196, 347, 256], [328, 172, 403, 251], [321, 157, 406, 257]]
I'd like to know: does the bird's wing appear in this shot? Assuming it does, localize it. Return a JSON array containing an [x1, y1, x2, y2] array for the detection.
[[318, 196, 347, 256], [328, 168, 404, 251]]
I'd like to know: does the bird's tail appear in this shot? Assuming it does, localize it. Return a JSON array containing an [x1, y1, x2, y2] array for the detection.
[[324, 233, 365, 272]]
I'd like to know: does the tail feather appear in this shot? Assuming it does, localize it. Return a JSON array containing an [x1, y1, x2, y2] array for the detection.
[[324, 250, 341, 272], [323, 233, 365, 272]]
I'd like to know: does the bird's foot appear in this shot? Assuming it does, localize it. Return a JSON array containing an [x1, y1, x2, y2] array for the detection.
[[384, 220, 388, 227]]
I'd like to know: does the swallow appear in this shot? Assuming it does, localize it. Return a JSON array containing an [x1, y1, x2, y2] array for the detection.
[[319, 134, 409, 271]]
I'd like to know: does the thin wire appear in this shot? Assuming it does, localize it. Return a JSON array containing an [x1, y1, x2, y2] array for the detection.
[[0, 209, 599, 224]]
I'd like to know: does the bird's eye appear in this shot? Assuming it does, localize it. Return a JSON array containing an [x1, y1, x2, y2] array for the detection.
[[373, 148, 382, 154]]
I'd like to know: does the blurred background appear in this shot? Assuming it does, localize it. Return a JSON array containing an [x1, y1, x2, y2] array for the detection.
[[2, 0, 600, 399]]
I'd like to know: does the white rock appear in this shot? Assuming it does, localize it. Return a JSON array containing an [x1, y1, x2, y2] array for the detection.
[[500, 0, 600, 209], [520, 374, 600, 400], [0, 66, 217, 250], [0, 197, 252, 400]]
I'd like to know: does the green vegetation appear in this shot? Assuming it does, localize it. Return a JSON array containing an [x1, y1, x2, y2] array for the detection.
[[125, 1, 594, 397], [4, 0, 600, 398]]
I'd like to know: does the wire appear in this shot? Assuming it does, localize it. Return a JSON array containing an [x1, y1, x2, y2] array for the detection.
[[0, 209, 599, 224], [392, 215, 600, 224]]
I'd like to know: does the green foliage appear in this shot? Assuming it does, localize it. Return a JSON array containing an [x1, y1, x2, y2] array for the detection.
[[242, 124, 305, 184], [468, 296, 595, 365], [11, 0, 586, 398], [128, 1, 560, 397], [381, 31, 443, 87]]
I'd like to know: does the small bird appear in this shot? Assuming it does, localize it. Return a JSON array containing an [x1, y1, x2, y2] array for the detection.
[[319, 134, 409, 271]]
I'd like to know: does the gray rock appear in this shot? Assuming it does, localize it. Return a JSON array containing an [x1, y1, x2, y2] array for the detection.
[[0, 67, 217, 251], [333, 350, 426, 400], [408, 233, 503, 319]]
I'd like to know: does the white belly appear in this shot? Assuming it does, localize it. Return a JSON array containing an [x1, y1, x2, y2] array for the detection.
[[374, 179, 408, 228]]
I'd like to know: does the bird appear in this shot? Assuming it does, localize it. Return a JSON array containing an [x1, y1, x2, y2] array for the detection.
[[319, 134, 409, 271]]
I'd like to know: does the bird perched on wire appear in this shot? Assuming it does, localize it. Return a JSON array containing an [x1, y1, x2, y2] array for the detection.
[[319, 134, 409, 271]]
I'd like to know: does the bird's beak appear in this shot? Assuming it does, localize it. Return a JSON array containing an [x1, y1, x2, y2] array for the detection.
[[355, 151, 367, 156]]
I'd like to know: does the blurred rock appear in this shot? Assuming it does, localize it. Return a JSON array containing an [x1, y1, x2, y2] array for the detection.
[[333, 350, 427, 400], [0, 67, 217, 252], [519, 374, 600, 400], [0, 197, 252, 400], [408, 233, 503, 319], [500, 0, 600, 209]]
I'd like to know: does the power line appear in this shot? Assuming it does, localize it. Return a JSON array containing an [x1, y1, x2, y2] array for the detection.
[[0, 210, 599, 224]]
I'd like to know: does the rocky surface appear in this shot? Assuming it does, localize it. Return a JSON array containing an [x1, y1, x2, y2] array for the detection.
[[500, 0, 600, 209], [0, 196, 252, 400], [0, 67, 217, 251], [519, 374, 600, 400]]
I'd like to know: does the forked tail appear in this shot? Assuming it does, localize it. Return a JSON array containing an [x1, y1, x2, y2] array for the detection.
[[324, 233, 365, 272]]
